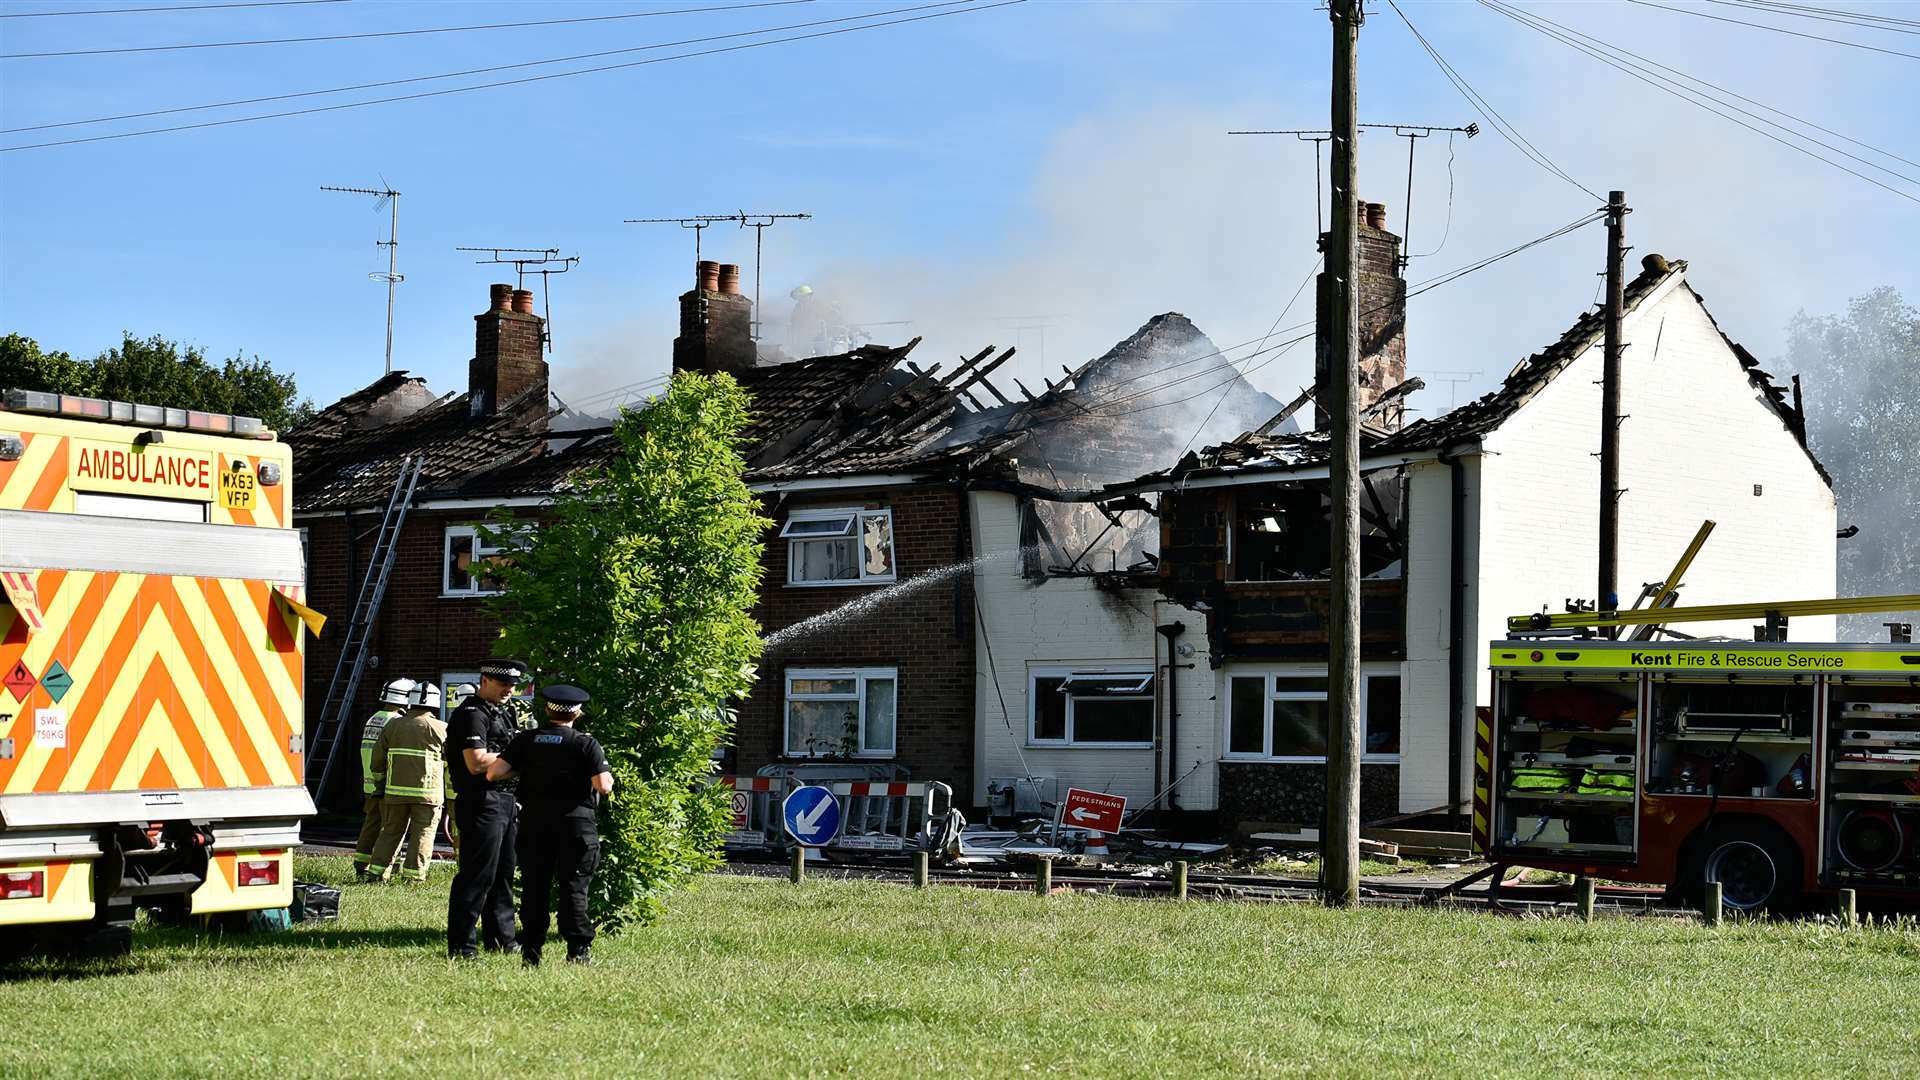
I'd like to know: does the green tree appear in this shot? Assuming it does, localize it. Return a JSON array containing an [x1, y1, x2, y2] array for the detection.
[[488, 372, 769, 928], [1780, 286, 1920, 639], [0, 331, 312, 432]]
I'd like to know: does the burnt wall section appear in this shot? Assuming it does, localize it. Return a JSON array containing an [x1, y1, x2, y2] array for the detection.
[[1218, 761, 1400, 828], [733, 485, 978, 803]]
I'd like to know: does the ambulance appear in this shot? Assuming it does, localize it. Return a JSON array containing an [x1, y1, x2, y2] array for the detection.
[[0, 389, 318, 955]]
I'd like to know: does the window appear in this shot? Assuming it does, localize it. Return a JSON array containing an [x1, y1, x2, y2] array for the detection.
[[73, 491, 207, 523], [782, 507, 895, 586], [443, 523, 531, 597], [785, 668, 896, 757], [1029, 668, 1155, 748], [1223, 669, 1401, 762]]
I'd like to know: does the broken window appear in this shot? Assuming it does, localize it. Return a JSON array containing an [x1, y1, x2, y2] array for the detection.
[[784, 668, 897, 757], [1229, 479, 1401, 581], [442, 523, 531, 597], [783, 507, 896, 586], [1020, 497, 1158, 577], [1029, 669, 1155, 747], [1223, 669, 1401, 762]]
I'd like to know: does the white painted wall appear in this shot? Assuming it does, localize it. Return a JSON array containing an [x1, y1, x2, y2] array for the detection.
[[1396, 273, 1835, 814], [969, 491, 1218, 811]]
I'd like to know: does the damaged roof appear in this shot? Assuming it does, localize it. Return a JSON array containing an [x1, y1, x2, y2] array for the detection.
[[1124, 255, 1826, 488]]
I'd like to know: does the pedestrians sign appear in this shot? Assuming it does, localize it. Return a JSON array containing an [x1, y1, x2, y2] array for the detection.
[[782, 784, 843, 847], [1061, 788, 1126, 834]]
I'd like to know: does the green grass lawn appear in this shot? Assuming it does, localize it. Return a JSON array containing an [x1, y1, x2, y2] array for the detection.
[[4, 855, 1919, 1078]]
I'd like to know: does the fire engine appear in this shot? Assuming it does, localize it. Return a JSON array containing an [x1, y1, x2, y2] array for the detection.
[[0, 390, 317, 955], [1477, 593, 1920, 913]]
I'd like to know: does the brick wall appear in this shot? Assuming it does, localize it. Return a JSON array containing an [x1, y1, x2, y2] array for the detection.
[[736, 484, 978, 802], [1314, 221, 1408, 430], [300, 505, 531, 800]]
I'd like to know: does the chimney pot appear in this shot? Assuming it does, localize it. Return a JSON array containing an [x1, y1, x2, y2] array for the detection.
[[489, 283, 513, 311], [697, 260, 721, 292], [718, 263, 742, 295], [1365, 202, 1388, 229], [511, 288, 535, 314]]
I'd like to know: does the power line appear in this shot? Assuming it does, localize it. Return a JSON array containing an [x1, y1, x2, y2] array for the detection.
[[3, 0, 966, 135], [1174, 258, 1322, 461], [1482, 1, 1920, 204], [1491, 1, 1920, 177], [1, 0, 344, 16], [0, 1, 1024, 152], [1743, 0, 1920, 30], [1, 0, 814, 59], [1386, 0, 1604, 202], [1624, 0, 1920, 61], [1707, 0, 1920, 35]]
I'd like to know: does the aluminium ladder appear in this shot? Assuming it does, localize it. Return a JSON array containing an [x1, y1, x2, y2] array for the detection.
[[307, 456, 423, 798]]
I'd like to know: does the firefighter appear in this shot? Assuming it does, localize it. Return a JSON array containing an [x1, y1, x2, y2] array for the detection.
[[444, 658, 528, 959], [365, 682, 448, 883], [353, 678, 416, 881], [486, 684, 613, 967]]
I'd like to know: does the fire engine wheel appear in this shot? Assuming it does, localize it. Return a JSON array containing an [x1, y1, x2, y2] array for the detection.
[[1693, 823, 1803, 915]]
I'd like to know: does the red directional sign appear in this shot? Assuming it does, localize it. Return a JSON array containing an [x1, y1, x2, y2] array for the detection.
[[1061, 788, 1126, 834]]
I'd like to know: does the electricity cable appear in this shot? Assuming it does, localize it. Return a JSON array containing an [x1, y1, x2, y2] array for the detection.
[[1483, 1, 1920, 203], [1624, 0, 1920, 61], [2, 0, 969, 135], [1707, 0, 1920, 35], [1, 0, 816, 59], [1388, 0, 1604, 202], [1174, 258, 1321, 462], [1410, 130, 1460, 259], [0, 1, 1024, 152], [1, 0, 345, 16], [1738, 0, 1920, 30], [1489, 0, 1920, 175]]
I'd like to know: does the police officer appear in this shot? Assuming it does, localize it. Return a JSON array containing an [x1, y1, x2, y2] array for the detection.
[[439, 682, 478, 859], [365, 681, 447, 883], [444, 658, 528, 959], [486, 684, 613, 966], [353, 678, 416, 881]]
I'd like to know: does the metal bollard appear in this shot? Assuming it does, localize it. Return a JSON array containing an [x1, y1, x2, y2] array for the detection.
[[1705, 880, 1723, 926], [1840, 887, 1857, 926], [1577, 876, 1596, 922], [1035, 857, 1053, 896], [789, 844, 805, 885], [1174, 860, 1189, 901], [913, 850, 929, 890]]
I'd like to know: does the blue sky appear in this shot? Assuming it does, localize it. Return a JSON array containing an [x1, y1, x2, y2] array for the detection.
[[2, 0, 1915, 421]]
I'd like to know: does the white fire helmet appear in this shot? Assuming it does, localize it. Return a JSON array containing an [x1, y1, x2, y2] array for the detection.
[[378, 677, 417, 707], [447, 682, 479, 710], [409, 681, 442, 711]]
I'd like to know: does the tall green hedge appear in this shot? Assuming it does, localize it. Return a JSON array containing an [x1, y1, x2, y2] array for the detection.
[[489, 372, 768, 928]]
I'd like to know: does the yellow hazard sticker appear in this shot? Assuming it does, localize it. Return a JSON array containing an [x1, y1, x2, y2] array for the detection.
[[219, 457, 257, 511]]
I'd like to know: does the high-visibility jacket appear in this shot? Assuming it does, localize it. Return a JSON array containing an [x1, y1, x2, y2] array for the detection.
[[1509, 767, 1576, 793], [1576, 768, 1634, 796], [372, 707, 448, 806], [360, 708, 400, 797]]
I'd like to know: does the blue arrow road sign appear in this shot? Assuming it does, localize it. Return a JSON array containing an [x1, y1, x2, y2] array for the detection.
[[782, 785, 842, 848]]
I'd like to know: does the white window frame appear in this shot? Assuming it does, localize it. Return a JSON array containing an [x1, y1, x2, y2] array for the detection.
[[783, 667, 897, 759], [1221, 664, 1402, 764], [442, 522, 532, 598], [782, 507, 897, 587], [1027, 666, 1156, 749]]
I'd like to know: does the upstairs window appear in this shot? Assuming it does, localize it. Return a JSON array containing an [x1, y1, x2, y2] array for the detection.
[[1030, 669, 1155, 748], [443, 523, 532, 597], [782, 508, 895, 586]]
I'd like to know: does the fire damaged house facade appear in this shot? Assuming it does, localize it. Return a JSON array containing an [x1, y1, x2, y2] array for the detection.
[[1127, 234, 1836, 831]]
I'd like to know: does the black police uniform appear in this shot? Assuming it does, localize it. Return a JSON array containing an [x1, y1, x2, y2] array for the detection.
[[444, 688, 523, 957], [501, 696, 608, 963]]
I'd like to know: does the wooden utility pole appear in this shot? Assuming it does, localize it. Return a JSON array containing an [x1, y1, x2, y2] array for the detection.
[[1598, 190, 1628, 626], [1324, 0, 1364, 908]]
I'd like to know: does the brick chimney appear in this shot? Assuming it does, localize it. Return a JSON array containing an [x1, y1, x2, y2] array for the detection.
[[1314, 201, 1408, 431], [672, 260, 755, 374], [470, 283, 548, 418]]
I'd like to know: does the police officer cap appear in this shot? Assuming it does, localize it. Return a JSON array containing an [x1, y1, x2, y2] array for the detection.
[[479, 658, 529, 682], [542, 684, 590, 709]]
